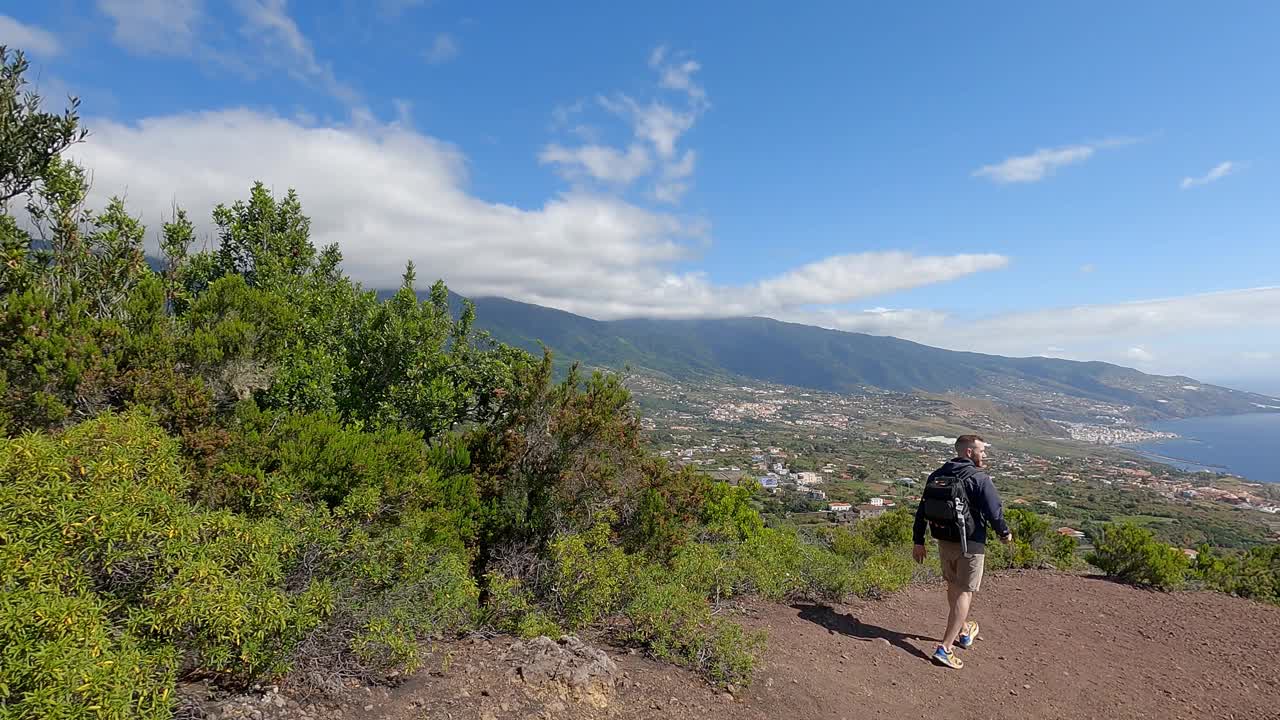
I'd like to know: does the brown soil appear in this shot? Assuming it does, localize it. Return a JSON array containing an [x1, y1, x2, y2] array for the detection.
[[207, 572, 1280, 720]]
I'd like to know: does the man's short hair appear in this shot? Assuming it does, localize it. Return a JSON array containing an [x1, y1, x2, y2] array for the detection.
[[955, 434, 986, 454]]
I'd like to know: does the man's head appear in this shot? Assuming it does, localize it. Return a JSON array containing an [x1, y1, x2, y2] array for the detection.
[[955, 434, 989, 467]]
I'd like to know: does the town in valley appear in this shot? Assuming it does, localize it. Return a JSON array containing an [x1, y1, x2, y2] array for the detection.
[[622, 373, 1280, 551]]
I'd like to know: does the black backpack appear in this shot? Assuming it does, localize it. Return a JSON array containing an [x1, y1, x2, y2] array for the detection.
[[920, 467, 977, 552]]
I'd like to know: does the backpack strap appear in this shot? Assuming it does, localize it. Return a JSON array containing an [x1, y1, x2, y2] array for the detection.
[[949, 465, 980, 553]]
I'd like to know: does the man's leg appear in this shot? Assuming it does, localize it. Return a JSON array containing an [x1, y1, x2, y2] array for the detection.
[[941, 582, 973, 650]]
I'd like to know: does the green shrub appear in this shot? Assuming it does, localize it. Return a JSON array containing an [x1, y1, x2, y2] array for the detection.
[[622, 570, 765, 688], [346, 550, 478, 673], [0, 567, 177, 720], [854, 508, 914, 548], [848, 548, 914, 598], [979, 509, 1078, 571], [625, 464, 713, 560], [481, 573, 562, 638], [0, 409, 493, 712], [699, 481, 764, 541], [0, 412, 331, 714], [671, 528, 857, 603], [1192, 544, 1279, 604], [544, 521, 633, 629], [1086, 523, 1189, 590]]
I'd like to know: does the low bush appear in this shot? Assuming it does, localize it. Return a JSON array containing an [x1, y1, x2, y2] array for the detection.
[[1086, 523, 1189, 589], [848, 548, 915, 599], [481, 573, 562, 639], [621, 569, 766, 688], [667, 527, 856, 603], [0, 410, 491, 709], [984, 508, 1078, 571], [1191, 544, 1280, 604], [543, 521, 633, 629], [0, 413, 328, 716]]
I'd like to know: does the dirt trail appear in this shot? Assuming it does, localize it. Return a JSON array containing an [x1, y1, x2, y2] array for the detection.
[[206, 572, 1280, 720]]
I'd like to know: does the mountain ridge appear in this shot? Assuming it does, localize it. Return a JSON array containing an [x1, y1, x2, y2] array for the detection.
[[456, 294, 1278, 420]]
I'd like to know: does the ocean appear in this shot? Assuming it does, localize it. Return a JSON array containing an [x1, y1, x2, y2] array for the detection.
[[1127, 413, 1280, 483]]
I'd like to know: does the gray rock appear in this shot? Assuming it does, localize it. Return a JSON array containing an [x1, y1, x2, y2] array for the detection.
[[504, 634, 618, 695]]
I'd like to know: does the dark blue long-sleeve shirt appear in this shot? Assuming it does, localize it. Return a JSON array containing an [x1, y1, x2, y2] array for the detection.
[[913, 458, 1011, 547]]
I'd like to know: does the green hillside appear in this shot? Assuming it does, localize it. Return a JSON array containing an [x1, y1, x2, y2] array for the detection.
[[467, 296, 1279, 419]]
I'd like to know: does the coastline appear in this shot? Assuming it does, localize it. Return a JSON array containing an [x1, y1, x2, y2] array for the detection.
[[1121, 442, 1237, 476], [1121, 412, 1280, 484]]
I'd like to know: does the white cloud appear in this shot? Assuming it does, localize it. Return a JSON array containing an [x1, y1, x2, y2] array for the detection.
[[539, 143, 653, 183], [233, 0, 359, 104], [1180, 161, 1235, 190], [792, 286, 1280, 376], [973, 144, 1094, 183], [649, 45, 707, 105], [545, 47, 709, 204], [652, 181, 689, 204], [601, 95, 697, 160], [0, 14, 62, 57], [787, 307, 950, 338], [958, 287, 1280, 346], [1125, 346, 1154, 363], [665, 149, 696, 179], [97, 0, 202, 56], [652, 149, 696, 203], [754, 252, 1009, 308], [973, 138, 1135, 184], [69, 108, 1007, 321], [1079, 263, 1095, 274], [424, 33, 459, 64], [97, 0, 357, 104]]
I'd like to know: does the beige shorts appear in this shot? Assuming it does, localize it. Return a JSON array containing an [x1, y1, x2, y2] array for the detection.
[[938, 540, 985, 593]]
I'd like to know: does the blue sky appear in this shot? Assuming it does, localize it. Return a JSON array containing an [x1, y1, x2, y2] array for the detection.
[[4, 2, 1279, 393]]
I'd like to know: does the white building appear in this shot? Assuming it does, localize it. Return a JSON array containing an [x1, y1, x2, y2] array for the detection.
[[795, 471, 822, 486]]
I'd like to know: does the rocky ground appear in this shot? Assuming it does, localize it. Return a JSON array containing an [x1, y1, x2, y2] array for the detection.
[[184, 572, 1280, 720]]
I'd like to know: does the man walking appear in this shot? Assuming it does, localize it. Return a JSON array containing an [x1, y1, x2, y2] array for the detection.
[[912, 434, 1013, 669]]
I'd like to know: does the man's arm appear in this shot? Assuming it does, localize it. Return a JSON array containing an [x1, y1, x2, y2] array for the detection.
[[913, 498, 928, 546], [974, 473, 1012, 539], [912, 501, 929, 563]]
